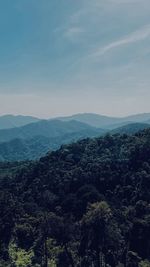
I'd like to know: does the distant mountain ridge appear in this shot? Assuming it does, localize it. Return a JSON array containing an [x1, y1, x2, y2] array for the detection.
[[0, 128, 106, 162], [57, 113, 120, 128], [0, 114, 40, 129], [57, 112, 150, 128], [0, 119, 105, 143], [1, 112, 150, 130], [0, 121, 149, 162], [0, 120, 106, 161], [0, 112, 150, 162]]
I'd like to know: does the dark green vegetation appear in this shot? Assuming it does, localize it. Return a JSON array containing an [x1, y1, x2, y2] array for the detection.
[[0, 129, 150, 266]]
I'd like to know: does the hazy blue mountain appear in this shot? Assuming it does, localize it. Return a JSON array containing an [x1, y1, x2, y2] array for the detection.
[[57, 112, 150, 129], [0, 119, 105, 143], [111, 123, 150, 135], [145, 119, 150, 124], [0, 114, 40, 129], [105, 121, 135, 130], [1, 119, 150, 162], [1, 113, 150, 131], [57, 113, 121, 128], [0, 113, 150, 162], [0, 127, 106, 161], [123, 113, 150, 123]]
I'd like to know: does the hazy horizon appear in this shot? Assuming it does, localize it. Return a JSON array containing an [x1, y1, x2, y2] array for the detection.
[[0, 111, 150, 120], [0, 0, 150, 117]]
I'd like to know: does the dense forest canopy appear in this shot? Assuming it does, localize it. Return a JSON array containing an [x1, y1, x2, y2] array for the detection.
[[0, 129, 150, 266]]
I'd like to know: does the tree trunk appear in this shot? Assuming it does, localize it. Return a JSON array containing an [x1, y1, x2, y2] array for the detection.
[[44, 237, 48, 267], [96, 249, 100, 267], [64, 244, 75, 267]]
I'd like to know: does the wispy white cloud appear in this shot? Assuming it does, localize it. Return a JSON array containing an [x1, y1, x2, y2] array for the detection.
[[91, 0, 149, 5], [108, 0, 147, 3], [63, 26, 84, 42], [92, 24, 150, 58]]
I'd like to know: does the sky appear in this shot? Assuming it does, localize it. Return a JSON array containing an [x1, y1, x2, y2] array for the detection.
[[0, 0, 150, 118]]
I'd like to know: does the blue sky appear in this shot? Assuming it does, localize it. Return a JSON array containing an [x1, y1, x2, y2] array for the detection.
[[0, 0, 150, 118]]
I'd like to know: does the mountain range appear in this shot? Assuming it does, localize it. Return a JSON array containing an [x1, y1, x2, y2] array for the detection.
[[0, 119, 105, 143], [57, 112, 150, 128], [1, 112, 150, 130], [0, 114, 39, 129], [0, 123, 105, 161], [0, 113, 150, 161]]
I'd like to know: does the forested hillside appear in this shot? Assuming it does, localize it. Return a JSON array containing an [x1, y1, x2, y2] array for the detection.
[[110, 123, 150, 135], [0, 119, 105, 143], [0, 121, 149, 162], [0, 129, 105, 162], [0, 130, 150, 266]]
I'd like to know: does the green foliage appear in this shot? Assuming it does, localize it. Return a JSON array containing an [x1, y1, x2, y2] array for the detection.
[[139, 260, 150, 267], [9, 242, 34, 267], [83, 201, 112, 225], [0, 129, 150, 266]]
